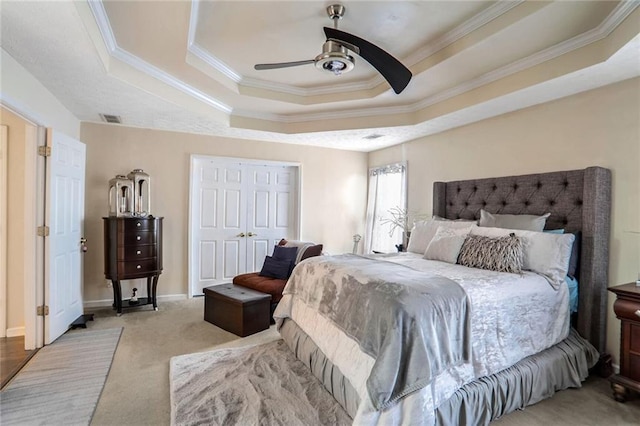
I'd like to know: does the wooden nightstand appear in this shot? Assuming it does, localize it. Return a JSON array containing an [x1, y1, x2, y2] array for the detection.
[[608, 282, 640, 402]]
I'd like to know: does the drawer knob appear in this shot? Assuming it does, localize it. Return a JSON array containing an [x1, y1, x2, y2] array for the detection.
[[636, 310, 640, 318], [136, 222, 141, 227], [136, 250, 141, 255], [136, 265, 141, 269], [136, 235, 141, 241]]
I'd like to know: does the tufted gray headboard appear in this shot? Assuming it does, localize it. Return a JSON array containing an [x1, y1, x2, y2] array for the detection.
[[433, 167, 611, 354]]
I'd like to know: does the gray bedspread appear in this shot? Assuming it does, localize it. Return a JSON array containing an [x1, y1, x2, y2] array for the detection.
[[277, 254, 471, 410]]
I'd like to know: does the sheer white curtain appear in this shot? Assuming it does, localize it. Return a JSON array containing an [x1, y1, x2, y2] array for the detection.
[[364, 163, 407, 253]]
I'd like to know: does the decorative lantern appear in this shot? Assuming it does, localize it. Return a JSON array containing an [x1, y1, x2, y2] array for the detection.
[[108, 175, 134, 217], [127, 169, 151, 217]]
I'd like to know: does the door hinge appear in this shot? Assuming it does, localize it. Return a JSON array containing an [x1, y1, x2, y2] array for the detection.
[[37, 146, 51, 157], [37, 226, 50, 237], [37, 305, 49, 316]]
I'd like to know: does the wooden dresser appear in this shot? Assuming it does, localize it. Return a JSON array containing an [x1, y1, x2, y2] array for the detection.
[[103, 217, 163, 315], [608, 282, 640, 402]]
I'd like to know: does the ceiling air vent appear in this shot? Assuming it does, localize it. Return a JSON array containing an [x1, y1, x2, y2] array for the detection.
[[363, 133, 384, 140], [100, 114, 122, 124]]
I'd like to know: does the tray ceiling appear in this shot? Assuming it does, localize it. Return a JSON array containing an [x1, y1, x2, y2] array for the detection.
[[1, 1, 639, 151]]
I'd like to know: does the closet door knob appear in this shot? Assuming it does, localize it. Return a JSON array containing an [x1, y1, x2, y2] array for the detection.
[[237, 233, 246, 238]]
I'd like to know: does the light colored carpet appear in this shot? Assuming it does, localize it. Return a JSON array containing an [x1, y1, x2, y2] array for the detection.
[[0, 327, 122, 425], [170, 339, 352, 426], [83, 298, 639, 426]]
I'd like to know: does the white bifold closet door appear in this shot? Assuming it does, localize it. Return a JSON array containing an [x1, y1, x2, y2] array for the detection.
[[189, 156, 299, 296]]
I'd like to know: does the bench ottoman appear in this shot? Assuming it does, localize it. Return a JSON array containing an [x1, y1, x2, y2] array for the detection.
[[203, 284, 272, 337]]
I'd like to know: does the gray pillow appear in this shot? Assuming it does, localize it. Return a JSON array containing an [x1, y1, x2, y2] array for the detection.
[[479, 209, 550, 232], [457, 233, 524, 274]]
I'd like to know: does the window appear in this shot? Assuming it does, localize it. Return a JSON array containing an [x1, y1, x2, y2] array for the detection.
[[364, 163, 407, 253]]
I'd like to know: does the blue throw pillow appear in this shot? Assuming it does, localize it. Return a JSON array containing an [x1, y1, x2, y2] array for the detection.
[[273, 245, 297, 262], [273, 245, 297, 277], [259, 256, 291, 280]]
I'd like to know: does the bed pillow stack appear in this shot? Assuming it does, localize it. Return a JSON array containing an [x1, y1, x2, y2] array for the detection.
[[412, 211, 575, 290], [407, 217, 475, 255], [479, 209, 550, 232], [469, 225, 574, 289]]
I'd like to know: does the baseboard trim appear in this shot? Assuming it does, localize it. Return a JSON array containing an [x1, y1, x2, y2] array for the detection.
[[83, 293, 188, 309], [6, 326, 25, 337]]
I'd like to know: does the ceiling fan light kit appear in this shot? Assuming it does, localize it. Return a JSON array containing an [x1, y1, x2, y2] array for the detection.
[[254, 4, 412, 94], [314, 40, 354, 75]]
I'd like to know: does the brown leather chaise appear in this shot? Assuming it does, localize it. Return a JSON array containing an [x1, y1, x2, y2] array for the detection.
[[233, 239, 323, 319]]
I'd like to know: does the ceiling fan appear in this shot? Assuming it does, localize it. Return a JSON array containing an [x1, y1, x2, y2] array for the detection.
[[254, 4, 412, 94]]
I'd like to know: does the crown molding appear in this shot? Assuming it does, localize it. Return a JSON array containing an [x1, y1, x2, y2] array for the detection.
[[413, 0, 639, 111], [233, 101, 415, 124], [88, 0, 231, 113], [404, 0, 524, 67], [187, 1, 241, 83], [86, 0, 637, 127], [186, 0, 523, 98]]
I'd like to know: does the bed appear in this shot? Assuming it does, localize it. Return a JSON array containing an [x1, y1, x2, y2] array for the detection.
[[274, 166, 611, 425]]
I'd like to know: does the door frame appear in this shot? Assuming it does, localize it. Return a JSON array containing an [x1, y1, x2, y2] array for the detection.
[[187, 154, 301, 298], [0, 126, 7, 338], [1, 101, 48, 350]]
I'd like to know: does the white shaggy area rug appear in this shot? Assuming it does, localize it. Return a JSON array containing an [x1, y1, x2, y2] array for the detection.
[[170, 339, 351, 426]]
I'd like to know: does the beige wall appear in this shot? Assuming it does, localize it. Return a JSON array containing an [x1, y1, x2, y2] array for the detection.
[[369, 77, 640, 366], [79, 124, 368, 303], [1, 107, 37, 334]]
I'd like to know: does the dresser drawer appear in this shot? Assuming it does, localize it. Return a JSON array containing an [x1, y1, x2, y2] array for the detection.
[[629, 353, 640, 382], [629, 322, 640, 353], [116, 245, 156, 261], [117, 231, 156, 246], [117, 258, 158, 276], [119, 219, 156, 233], [613, 298, 640, 322]]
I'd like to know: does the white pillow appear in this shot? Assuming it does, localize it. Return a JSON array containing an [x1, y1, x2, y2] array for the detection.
[[479, 209, 550, 232], [406, 219, 474, 254], [423, 226, 470, 264], [470, 225, 575, 289]]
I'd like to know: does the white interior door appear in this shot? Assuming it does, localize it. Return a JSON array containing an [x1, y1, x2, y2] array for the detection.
[[245, 165, 298, 272], [189, 156, 299, 296], [45, 129, 85, 344], [190, 157, 248, 295]]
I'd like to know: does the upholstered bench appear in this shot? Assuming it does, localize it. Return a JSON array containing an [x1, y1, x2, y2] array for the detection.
[[203, 284, 271, 337]]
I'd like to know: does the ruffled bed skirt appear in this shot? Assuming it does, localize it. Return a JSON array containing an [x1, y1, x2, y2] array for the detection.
[[280, 319, 599, 425]]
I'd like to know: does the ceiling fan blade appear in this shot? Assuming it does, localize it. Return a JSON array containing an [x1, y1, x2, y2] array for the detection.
[[324, 27, 412, 94], [254, 60, 315, 70]]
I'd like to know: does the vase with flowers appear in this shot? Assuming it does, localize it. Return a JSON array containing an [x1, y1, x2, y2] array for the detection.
[[380, 206, 429, 251]]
